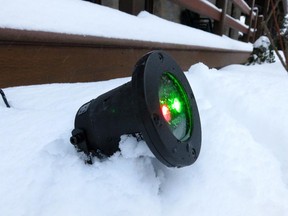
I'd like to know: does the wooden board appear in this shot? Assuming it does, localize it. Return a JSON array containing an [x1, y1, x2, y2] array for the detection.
[[0, 28, 251, 88]]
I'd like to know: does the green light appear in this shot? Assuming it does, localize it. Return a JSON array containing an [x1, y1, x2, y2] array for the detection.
[[172, 98, 181, 113], [159, 72, 193, 141]]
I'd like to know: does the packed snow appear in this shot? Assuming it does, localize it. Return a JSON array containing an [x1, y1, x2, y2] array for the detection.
[[1, 0, 288, 215]]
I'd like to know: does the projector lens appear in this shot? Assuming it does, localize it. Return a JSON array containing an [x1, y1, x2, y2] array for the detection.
[[159, 72, 193, 141]]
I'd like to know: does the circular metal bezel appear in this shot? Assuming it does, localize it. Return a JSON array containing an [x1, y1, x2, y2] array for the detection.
[[132, 51, 202, 167]]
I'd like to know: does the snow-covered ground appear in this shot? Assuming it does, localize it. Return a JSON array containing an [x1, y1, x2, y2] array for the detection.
[[1, 0, 288, 215], [1, 56, 288, 216]]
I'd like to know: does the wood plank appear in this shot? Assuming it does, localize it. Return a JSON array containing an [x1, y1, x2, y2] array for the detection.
[[232, 0, 251, 15], [226, 15, 250, 33], [0, 28, 251, 88], [214, 0, 228, 35]]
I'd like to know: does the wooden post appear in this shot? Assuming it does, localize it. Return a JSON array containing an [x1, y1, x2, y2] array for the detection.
[[243, 0, 255, 42], [251, 7, 259, 42], [213, 0, 228, 36], [255, 15, 264, 39], [230, 4, 241, 39], [263, 0, 273, 30], [119, 0, 145, 15], [145, 0, 154, 13], [263, 0, 270, 18]]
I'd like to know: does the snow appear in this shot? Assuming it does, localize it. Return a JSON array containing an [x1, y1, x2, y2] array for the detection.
[[253, 36, 271, 49], [1, 0, 288, 215], [0, 0, 252, 51], [1, 56, 288, 215], [0, 59, 288, 216]]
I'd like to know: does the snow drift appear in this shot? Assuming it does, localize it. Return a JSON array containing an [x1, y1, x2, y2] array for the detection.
[[1, 60, 288, 216]]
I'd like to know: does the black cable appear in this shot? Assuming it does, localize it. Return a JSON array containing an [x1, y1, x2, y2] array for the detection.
[[0, 89, 10, 108]]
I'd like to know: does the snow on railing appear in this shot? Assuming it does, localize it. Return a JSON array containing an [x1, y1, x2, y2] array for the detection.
[[112, 0, 259, 42]]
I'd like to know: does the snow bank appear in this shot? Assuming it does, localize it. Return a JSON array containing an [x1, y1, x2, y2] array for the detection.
[[0, 0, 252, 51], [1, 59, 288, 216]]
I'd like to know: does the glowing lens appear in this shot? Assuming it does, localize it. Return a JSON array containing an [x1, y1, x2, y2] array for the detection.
[[161, 104, 171, 122], [159, 73, 193, 141]]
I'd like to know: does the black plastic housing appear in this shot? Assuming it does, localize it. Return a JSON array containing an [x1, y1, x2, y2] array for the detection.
[[71, 51, 201, 167]]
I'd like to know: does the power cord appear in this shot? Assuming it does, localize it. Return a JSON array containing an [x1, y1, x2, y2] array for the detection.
[[0, 89, 10, 108]]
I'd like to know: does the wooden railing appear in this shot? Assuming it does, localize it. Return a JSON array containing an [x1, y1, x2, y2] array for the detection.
[[114, 0, 260, 42]]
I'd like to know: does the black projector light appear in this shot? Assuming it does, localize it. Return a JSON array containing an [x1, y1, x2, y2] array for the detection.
[[70, 51, 201, 167]]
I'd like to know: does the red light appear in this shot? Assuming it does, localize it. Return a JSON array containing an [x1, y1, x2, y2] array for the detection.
[[161, 105, 171, 122]]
